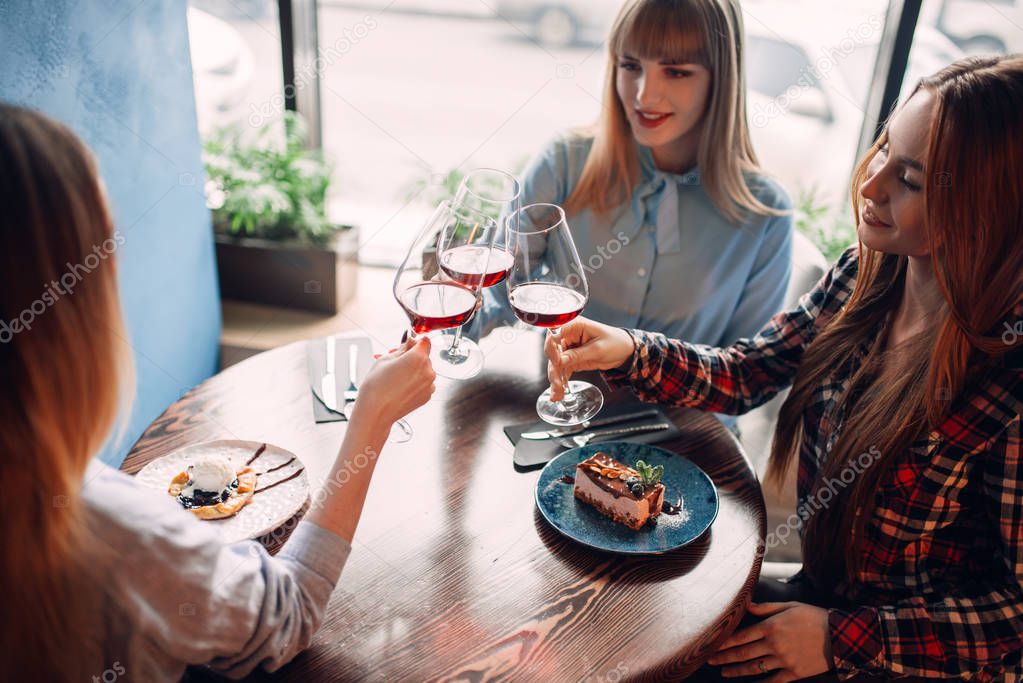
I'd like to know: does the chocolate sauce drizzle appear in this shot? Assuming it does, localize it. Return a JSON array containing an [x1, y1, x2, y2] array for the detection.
[[254, 468, 304, 495], [245, 443, 268, 466], [246, 444, 303, 495], [259, 457, 296, 475]]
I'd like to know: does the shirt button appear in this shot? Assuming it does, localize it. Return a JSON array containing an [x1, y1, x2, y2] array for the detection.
[[637, 267, 647, 277]]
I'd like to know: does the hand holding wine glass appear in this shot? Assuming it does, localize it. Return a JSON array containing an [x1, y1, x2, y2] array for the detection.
[[543, 317, 637, 401], [506, 203, 603, 426], [350, 336, 437, 432]]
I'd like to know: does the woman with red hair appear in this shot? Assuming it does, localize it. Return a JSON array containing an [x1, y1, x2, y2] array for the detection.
[[545, 55, 1023, 680], [0, 104, 435, 681]]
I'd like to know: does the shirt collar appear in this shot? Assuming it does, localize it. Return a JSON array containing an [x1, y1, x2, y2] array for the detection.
[[623, 145, 700, 251], [638, 143, 702, 186]]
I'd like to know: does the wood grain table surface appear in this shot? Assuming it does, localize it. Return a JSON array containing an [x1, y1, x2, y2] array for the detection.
[[123, 328, 766, 682]]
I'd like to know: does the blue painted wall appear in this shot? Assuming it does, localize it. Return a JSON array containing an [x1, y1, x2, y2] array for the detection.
[[0, 0, 222, 466]]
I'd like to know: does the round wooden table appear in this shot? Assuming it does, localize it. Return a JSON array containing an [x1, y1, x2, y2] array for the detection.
[[123, 330, 766, 682]]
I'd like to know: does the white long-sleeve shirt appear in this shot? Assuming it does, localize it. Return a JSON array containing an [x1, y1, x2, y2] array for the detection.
[[78, 457, 350, 681]]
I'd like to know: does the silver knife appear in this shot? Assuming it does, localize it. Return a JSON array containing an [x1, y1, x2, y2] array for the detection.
[[557, 422, 672, 448], [520, 408, 660, 440], [320, 336, 340, 412]]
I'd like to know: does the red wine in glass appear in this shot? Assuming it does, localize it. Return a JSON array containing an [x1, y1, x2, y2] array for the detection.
[[506, 202, 603, 426], [398, 281, 478, 334], [509, 283, 586, 328], [440, 245, 514, 288]]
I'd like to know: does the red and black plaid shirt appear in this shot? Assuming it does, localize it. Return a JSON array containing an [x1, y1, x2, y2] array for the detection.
[[604, 247, 1023, 680]]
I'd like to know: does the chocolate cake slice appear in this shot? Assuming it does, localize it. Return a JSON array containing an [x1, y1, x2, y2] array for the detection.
[[573, 452, 665, 531]]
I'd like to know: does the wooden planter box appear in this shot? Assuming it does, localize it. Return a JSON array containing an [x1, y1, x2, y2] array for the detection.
[[214, 225, 359, 314]]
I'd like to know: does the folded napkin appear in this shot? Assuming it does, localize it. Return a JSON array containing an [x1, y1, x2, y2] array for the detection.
[[505, 402, 682, 470], [306, 334, 374, 424]]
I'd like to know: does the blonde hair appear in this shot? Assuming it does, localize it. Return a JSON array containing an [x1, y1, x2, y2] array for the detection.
[[563, 0, 783, 223], [0, 104, 134, 681]]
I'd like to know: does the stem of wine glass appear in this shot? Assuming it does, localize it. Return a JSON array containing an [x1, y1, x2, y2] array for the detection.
[[389, 418, 414, 442], [550, 328, 579, 407], [447, 325, 465, 354], [404, 327, 423, 352], [391, 328, 417, 442]]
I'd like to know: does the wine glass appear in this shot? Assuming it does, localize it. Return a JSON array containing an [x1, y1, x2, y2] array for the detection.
[[452, 167, 522, 223], [452, 169, 520, 277], [433, 203, 502, 378], [436, 168, 522, 352], [506, 203, 603, 426], [394, 201, 496, 382]]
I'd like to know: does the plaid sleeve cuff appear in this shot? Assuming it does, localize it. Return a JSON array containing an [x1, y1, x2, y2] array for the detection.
[[601, 328, 645, 386], [828, 606, 886, 678]]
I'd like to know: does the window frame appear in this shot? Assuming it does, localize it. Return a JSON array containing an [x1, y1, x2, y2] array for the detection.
[[278, 1, 922, 164]]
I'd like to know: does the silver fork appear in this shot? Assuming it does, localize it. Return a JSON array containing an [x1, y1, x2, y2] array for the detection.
[[556, 422, 671, 448], [341, 342, 413, 442]]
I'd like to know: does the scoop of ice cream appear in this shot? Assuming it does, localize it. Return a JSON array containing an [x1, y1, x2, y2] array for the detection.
[[188, 456, 235, 493]]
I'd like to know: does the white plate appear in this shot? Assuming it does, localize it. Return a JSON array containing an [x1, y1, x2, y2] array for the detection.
[[135, 440, 310, 544]]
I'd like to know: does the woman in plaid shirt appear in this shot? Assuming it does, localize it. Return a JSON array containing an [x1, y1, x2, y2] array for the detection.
[[544, 55, 1023, 681]]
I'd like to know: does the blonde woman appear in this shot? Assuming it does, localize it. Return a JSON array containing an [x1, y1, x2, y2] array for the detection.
[[477, 0, 793, 431], [544, 55, 1023, 680], [0, 104, 436, 681]]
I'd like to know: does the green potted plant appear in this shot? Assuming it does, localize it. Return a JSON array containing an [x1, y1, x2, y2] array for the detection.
[[203, 112, 357, 314], [793, 188, 857, 262]]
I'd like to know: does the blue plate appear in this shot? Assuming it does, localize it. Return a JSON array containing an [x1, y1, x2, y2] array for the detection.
[[535, 442, 719, 555]]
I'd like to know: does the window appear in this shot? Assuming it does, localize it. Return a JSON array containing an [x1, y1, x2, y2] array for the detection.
[[918, 0, 1023, 58], [741, 0, 888, 258], [314, 1, 897, 263], [197, 1, 991, 265], [746, 35, 821, 100], [316, 2, 616, 264], [187, 0, 285, 136]]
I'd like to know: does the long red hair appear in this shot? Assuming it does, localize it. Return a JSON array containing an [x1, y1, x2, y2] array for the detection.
[[767, 55, 1023, 587], [0, 104, 133, 680]]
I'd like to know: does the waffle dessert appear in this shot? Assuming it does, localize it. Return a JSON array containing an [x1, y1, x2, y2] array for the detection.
[[167, 455, 257, 520]]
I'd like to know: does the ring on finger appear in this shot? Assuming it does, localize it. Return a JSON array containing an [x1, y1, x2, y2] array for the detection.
[[721, 655, 778, 679]]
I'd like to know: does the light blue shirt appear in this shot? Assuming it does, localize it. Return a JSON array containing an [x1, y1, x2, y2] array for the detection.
[[476, 133, 793, 427]]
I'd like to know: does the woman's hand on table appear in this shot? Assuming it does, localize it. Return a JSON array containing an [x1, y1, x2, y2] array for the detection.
[[350, 337, 436, 433], [707, 601, 832, 681], [544, 317, 635, 401]]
